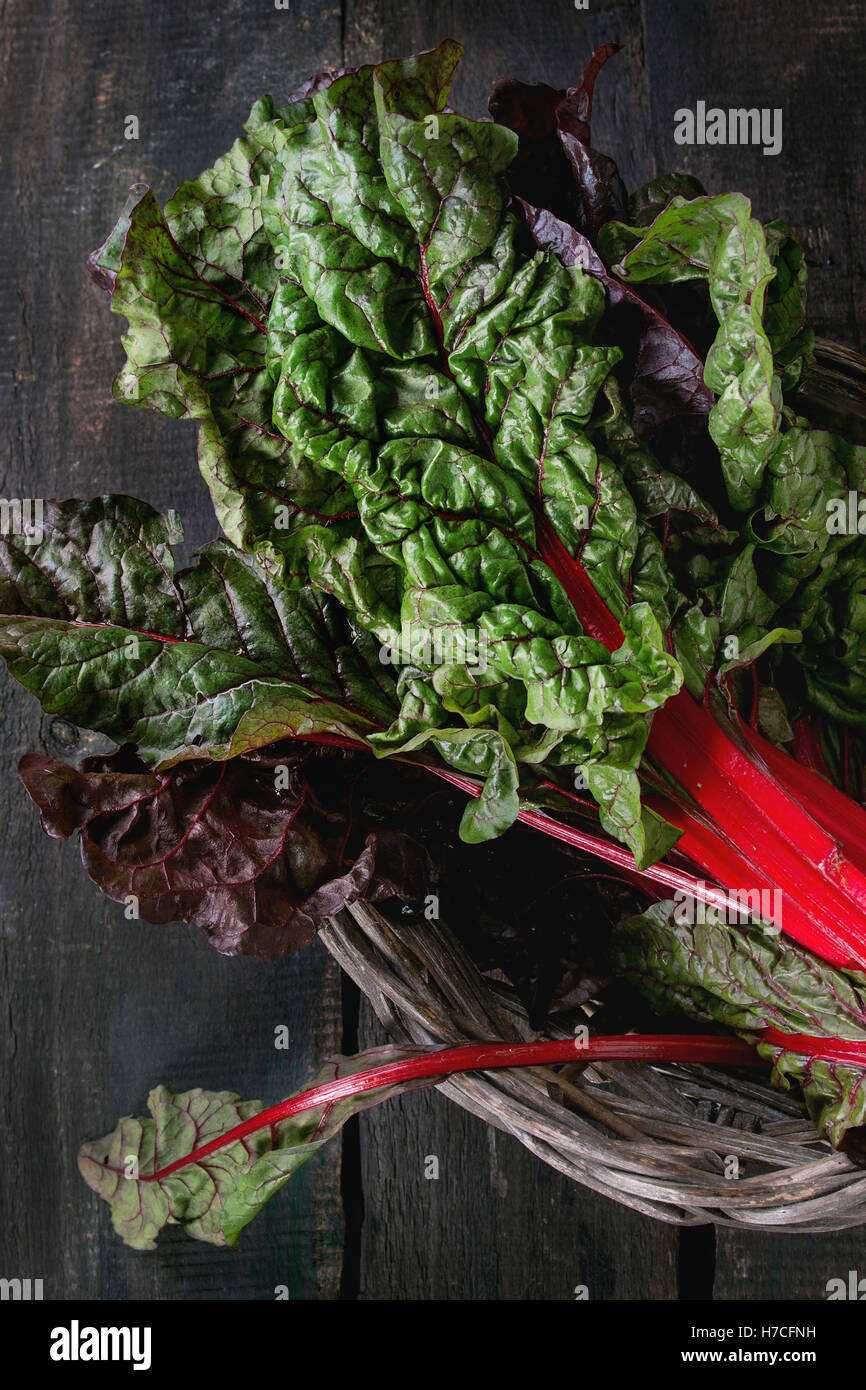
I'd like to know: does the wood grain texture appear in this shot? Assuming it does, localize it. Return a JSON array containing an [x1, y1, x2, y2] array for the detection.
[[715, 1227, 866, 1301], [1, 0, 865, 1302], [0, 0, 347, 1301], [639, 0, 866, 348], [356, 1001, 679, 1301]]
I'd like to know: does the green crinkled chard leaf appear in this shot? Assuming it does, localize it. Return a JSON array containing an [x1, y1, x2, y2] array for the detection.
[[588, 332, 866, 719], [0, 496, 393, 765], [671, 419, 866, 712], [613, 901, 866, 1150], [596, 191, 866, 726], [0, 495, 185, 633], [101, 173, 354, 572], [79, 1047, 439, 1250], [762, 219, 814, 391], [0, 615, 381, 767], [602, 192, 784, 512], [88, 41, 687, 855]]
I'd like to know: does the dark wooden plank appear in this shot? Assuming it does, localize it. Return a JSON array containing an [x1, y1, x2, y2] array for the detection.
[[715, 1228, 866, 1302], [342, 0, 866, 1302], [635, 0, 866, 1299], [641, 0, 866, 347], [341, 0, 681, 1304], [0, 0, 347, 1300], [356, 1002, 679, 1301]]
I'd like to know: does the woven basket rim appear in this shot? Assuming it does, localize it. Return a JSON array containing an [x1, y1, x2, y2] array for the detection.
[[321, 902, 866, 1231]]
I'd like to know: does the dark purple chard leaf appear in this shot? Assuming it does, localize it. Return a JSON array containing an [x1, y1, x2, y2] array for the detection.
[[488, 78, 580, 226], [554, 41, 619, 145], [18, 744, 432, 960], [492, 43, 626, 243], [629, 322, 716, 434], [554, 43, 627, 241]]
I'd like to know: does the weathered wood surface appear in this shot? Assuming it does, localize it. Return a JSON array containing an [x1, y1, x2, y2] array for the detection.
[[0, 0, 348, 1304], [0, 0, 864, 1301]]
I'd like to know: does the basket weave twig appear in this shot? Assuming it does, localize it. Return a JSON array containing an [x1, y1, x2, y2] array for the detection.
[[321, 902, 866, 1231]]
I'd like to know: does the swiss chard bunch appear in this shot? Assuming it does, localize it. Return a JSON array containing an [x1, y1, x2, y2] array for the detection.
[[8, 40, 690, 867], [5, 40, 866, 1193]]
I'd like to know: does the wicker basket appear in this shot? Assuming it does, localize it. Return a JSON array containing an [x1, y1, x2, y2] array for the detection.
[[321, 903, 866, 1231], [321, 341, 866, 1233]]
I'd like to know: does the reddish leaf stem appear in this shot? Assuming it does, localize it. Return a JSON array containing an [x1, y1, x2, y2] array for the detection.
[[428, 764, 743, 914], [530, 507, 866, 971], [762, 1029, 866, 1065], [144, 1034, 761, 1181]]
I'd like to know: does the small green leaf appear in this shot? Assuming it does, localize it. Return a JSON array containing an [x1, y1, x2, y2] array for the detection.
[[79, 1048, 438, 1250]]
